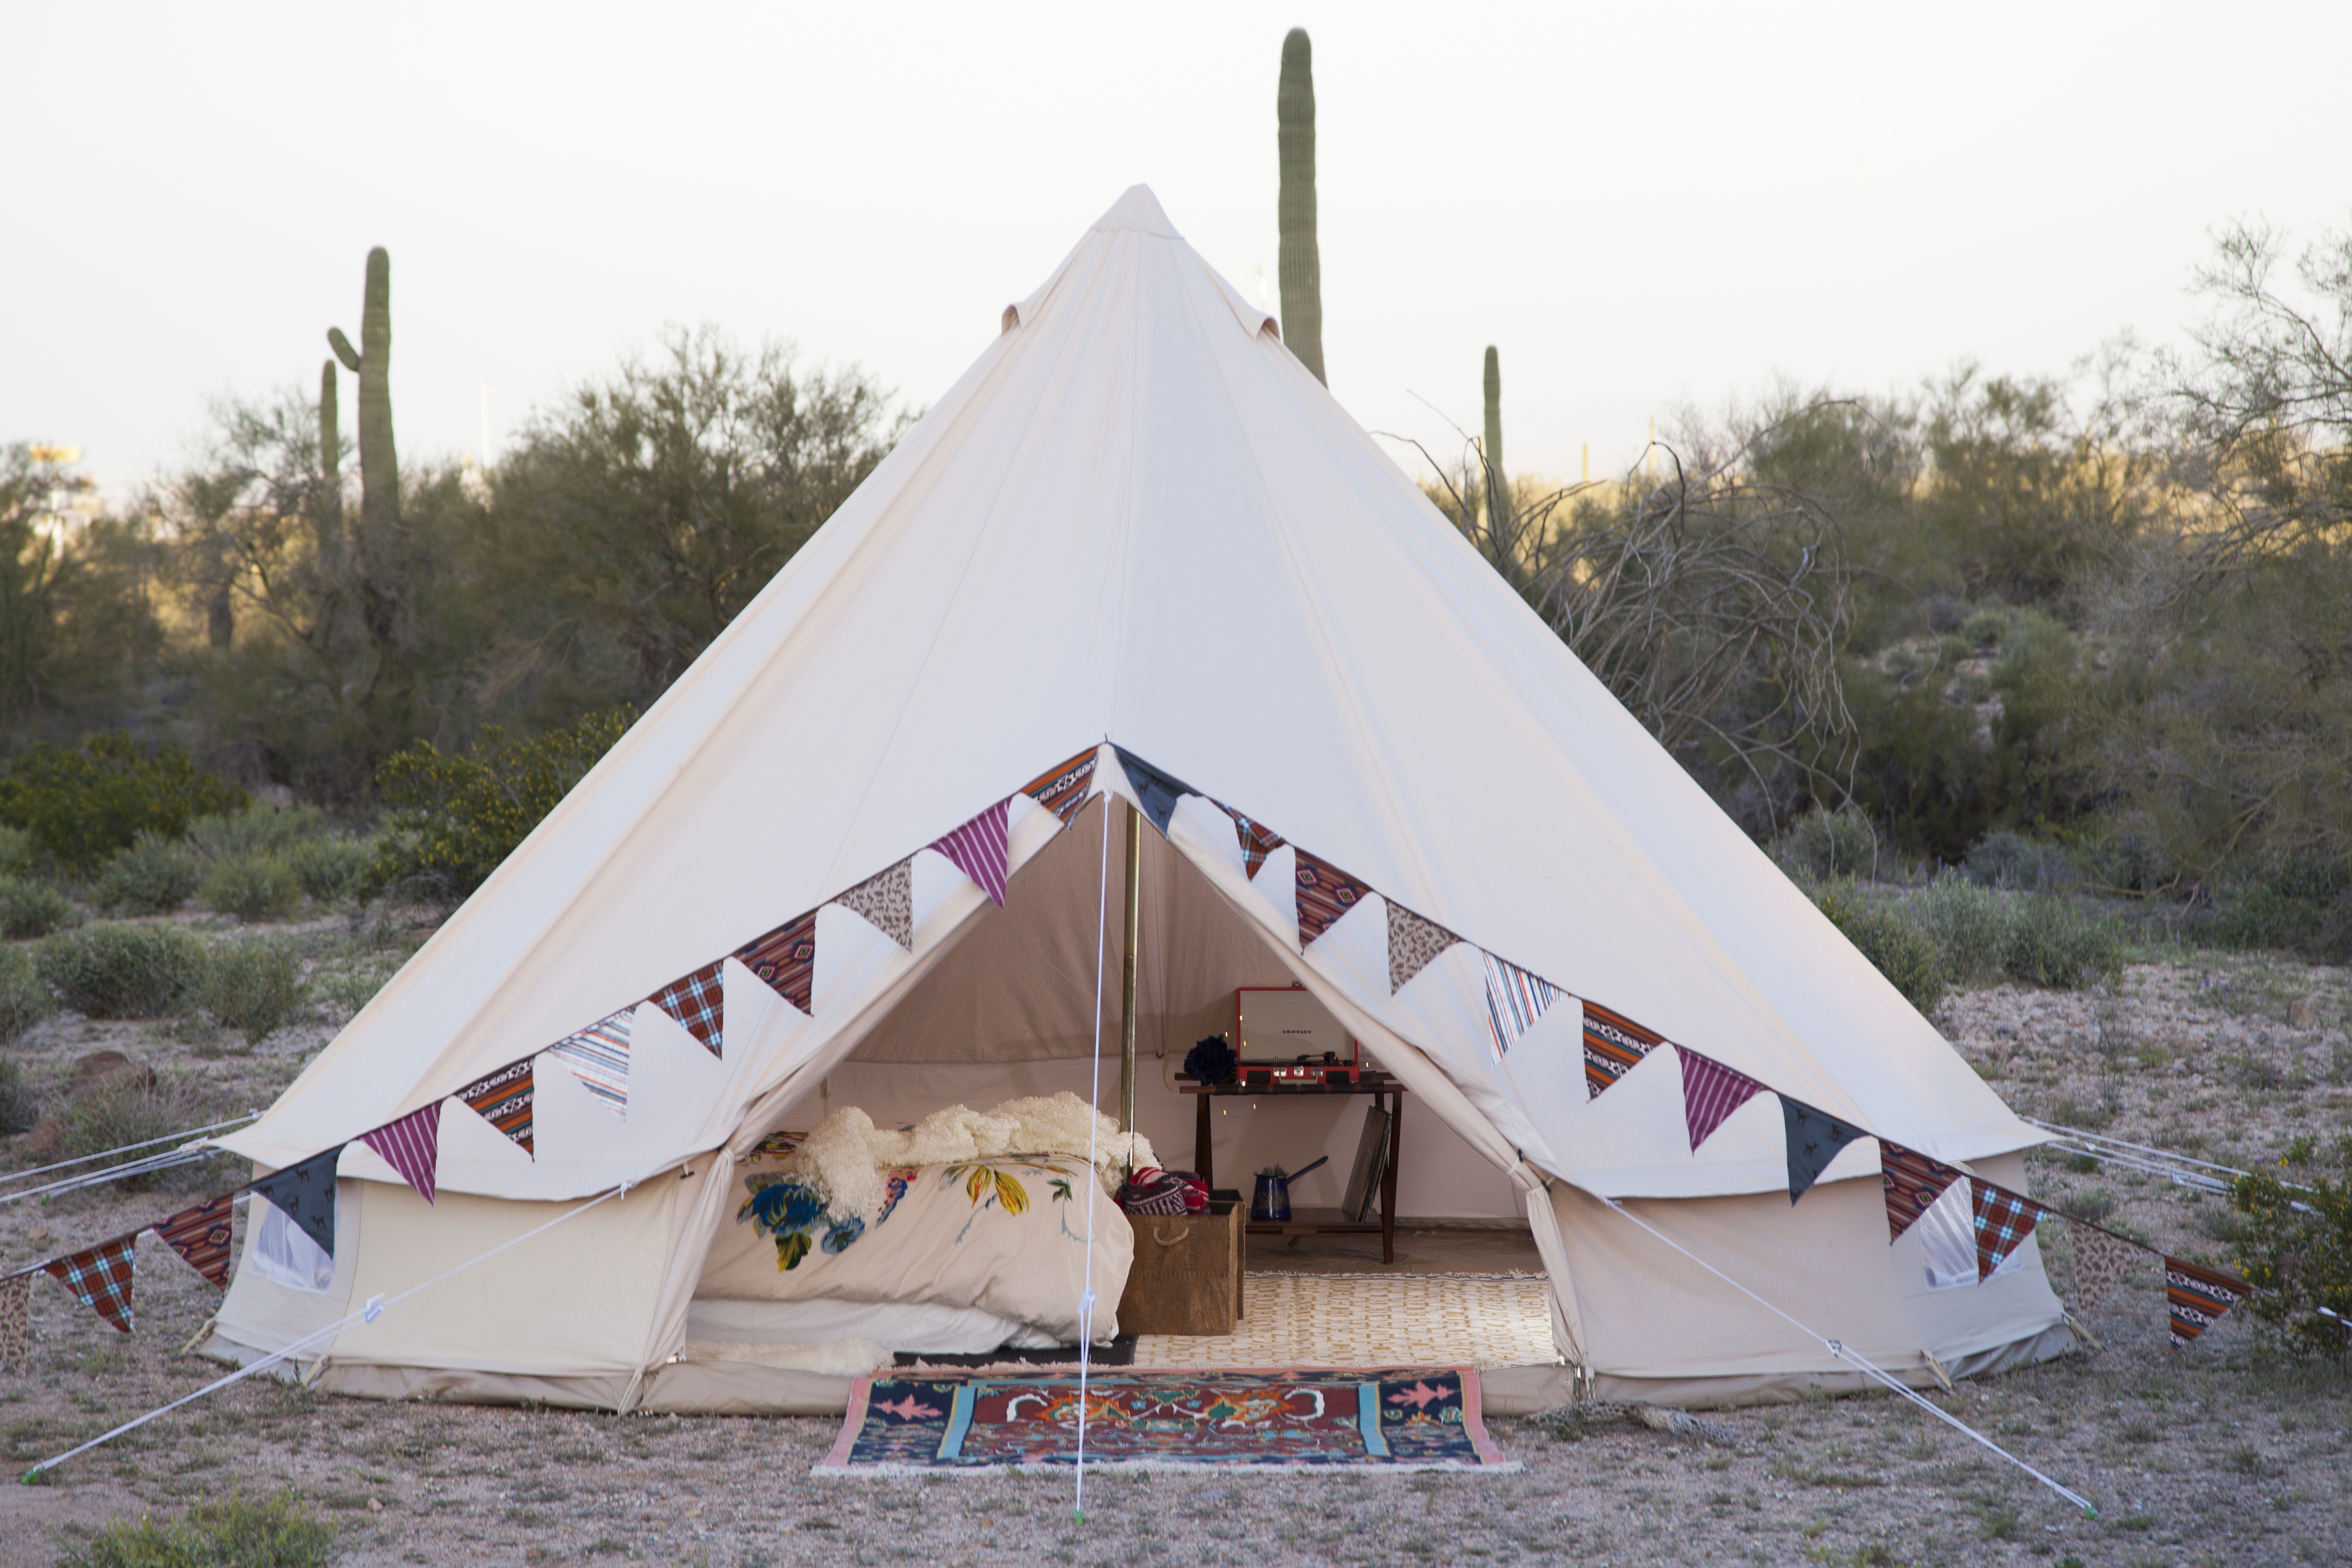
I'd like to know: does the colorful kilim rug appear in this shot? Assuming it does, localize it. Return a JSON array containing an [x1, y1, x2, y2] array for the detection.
[[816, 1367, 1512, 1473]]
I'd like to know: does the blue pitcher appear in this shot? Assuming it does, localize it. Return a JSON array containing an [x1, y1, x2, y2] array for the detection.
[[1250, 1155, 1328, 1222]]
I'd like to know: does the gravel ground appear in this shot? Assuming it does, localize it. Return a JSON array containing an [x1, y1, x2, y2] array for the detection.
[[1, 944, 2348, 1566]]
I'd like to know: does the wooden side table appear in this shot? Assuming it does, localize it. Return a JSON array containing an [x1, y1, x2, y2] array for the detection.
[[1179, 1071, 1404, 1264]]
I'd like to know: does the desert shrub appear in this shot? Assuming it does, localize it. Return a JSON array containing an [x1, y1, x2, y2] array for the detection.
[[61, 1077, 219, 1192], [1818, 886, 1945, 1015], [38, 924, 205, 1017], [199, 853, 303, 922], [0, 1057, 37, 1133], [0, 733, 245, 874], [0, 823, 35, 876], [1904, 873, 2012, 985], [203, 938, 306, 1045], [284, 835, 369, 904], [368, 706, 634, 897], [1963, 830, 2079, 892], [2230, 1137, 2352, 1358], [59, 1491, 335, 1568], [1775, 805, 1881, 882], [0, 875, 75, 939], [0, 945, 53, 1043], [187, 802, 332, 863], [2207, 854, 2352, 959], [2002, 895, 2124, 989], [92, 832, 204, 915]]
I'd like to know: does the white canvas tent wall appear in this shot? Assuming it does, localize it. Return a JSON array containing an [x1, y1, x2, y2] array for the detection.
[[202, 186, 2070, 1411]]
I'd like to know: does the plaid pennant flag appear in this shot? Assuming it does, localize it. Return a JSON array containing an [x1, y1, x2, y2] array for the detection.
[[2066, 1219, 2147, 1312], [246, 1145, 342, 1257], [2165, 1257, 2249, 1347], [650, 959, 727, 1055], [1781, 1096, 1868, 1204], [1580, 999, 1664, 1100], [930, 799, 1011, 906], [1022, 747, 1099, 827], [1673, 1045, 1767, 1153], [153, 1193, 236, 1287], [1385, 900, 1460, 993], [1217, 802, 1285, 881], [1878, 1141, 1964, 1243], [361, 1104, 441, 1205], [1970, 1178, 2048, 1279], [835, 860, 913, 952], [1294, 849, 1371, 949], [548, 1008, 634, 1116], [1111, 746, 1196, 837], [44, 1234, 137, 1335], [1481, 950, 1563, 1058], [456, 1058, 536, 1155], [736, 910, 817, 1014], [0, 1272, 28, 1370]]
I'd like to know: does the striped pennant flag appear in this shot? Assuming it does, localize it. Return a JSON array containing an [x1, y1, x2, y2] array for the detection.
[[44, 1234, 138, 1335], [1481, 951, 1563, 1058], [1385, 900, 1460, 993], [1022, 747, 1099, 828], [153, 1193, 236, 1287], [2165, 1257, 2249, 1348], [1580, 999, 1664, 1100], [362, 1104, 441, 1205], [736, 910, 817, 1014], [1673, 1045, 1766, 1153], [1970, 1178, 2048, 1279], [930, 799, 1011, 906], [548, 1008, 635, 1117], [1218, 802, 1285, 881], [1781, 1096, 1868, 1204], [456, 1058, 536, 1155], [650, 959, 727, 1055], [1294, 849, 1371, 949], [1878, 1141, 1964, 1243]]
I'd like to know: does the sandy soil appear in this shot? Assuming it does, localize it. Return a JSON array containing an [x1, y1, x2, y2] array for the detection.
[[1, 946, 2348, 1567]]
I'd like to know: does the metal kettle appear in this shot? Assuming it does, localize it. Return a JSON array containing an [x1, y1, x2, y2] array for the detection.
[[1250, 1155, 1329, 1222]]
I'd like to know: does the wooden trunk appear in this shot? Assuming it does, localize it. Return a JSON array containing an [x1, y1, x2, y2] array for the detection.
[[1115, 1200, 1244, 1337]]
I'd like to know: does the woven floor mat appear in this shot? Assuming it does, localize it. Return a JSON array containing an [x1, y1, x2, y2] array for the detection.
[[1131, 1272, 1556, 1369]]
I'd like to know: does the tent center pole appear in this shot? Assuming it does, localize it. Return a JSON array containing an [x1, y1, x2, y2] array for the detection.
[[1120, 800, 1142, 1155]]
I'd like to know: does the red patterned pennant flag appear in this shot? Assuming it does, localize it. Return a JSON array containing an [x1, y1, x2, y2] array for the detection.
[[1386, 901, 1460, 993], [1970, 1178, 2047, 1279], [736, 911, 817, 1014], [835, 860, 913, 951], [548, 1008, 634, 1116], [1218, 802, 1285, 881], [1022, 747, 1099, 827], [1481, 950, 1563, 1057], [44, 1234, 137, 1334], [362, 1104, 441, 1205], [1878, 1141, 1964, 1243], [931, 799, 1011, 906], [1294, 849, 1370, 949], [1673, 1045, 1767, 1153], [2165, 1257, 2249, 1347], [650, 959, 726, 1055], [1581, 999, 1664, 1100], [456, 1058, 536, 1156], [153, 1193, 236, 1287]]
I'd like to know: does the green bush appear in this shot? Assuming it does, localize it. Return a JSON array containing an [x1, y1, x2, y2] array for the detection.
[[1775, 805, 1881, 882], [38, 924, 206, 1018], [1962, 831, 2078, 892], [1904, 873, 2012, 985], [203, 938, 306, 1045], [61, 1076, 221, 1193], [0, 733, 246, 874], [0, 1056, 37, 1133], [199, 853, 304, 922], [2229, 1137, 2352, 1358], [0, 945, 53, 1042], [0, 822, 35, 876], [59, 1491, 336, 1568], [1818, 885, 1945, 1015], [284, 835, 369, 904], [93, 832, 204, 915], [2002, 895, 2123, 989], [0, 874, 75, 939], [187, 802, 332, 863], [369, 706, 634, 896]]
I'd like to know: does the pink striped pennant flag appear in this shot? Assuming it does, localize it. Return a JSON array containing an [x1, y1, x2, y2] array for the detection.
[[1674, 1045, 1766, 1153], [361, 1104, 441, 1205], [930, 799, 1011, 906]]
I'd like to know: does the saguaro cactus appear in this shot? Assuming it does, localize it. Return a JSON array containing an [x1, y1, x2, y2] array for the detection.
[[318, 358, 342, 556], [327, 247, 398, 527], [1277, 28, 1326, 385], [1483, 345, 1505, 525]]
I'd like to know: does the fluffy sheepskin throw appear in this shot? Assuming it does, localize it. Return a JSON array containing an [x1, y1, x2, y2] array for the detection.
[[790, 1092, 1156, 1224]]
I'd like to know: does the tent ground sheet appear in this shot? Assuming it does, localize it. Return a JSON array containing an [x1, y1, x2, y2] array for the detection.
[[1131, 1271, 1556, 1370]]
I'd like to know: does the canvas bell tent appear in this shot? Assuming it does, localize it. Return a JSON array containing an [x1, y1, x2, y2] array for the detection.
[[199, 186, 2070, 1412]]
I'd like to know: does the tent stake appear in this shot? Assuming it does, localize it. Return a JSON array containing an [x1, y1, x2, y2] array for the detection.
[[1120, 801, 1142, 1157]]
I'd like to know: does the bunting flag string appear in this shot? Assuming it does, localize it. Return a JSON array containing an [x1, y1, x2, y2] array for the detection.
[[246, 1146, 342, 1257], [1970, 1177, 2048, 1279], [2065, 1218, 2147, 1312], [1293, 849, 1371, 949], [1580, 999, 1664, 1100], [0, 1273, 27, 1371], [361, 1106, 441, 1205], [1879, 1141, 1965, 1243], [152, 1194, 236, 1288], [456, 1059, 536, 1156], [1023, 746, 1099, 827], [1385, 900, 1459, 993], [548, 1009, 634, 1116], [930, 799, 1011, 906], [834, 860, 913, 951], [1481, 951, 1563, 1058], [1219, 802, 1285, 881], [44, 1235, 137, 1335], [2166, 1257, 2249, 1347], [736, 911, 817, 1015], [1781, 1097, 1867, 1205], [1674, 1046, 1766, 1153], [649, 959, 728, 1055], [1111, 746, 1194, 837]]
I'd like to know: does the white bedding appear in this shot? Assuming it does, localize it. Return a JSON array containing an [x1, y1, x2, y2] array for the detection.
[[684, 1297, 1059, 1354]]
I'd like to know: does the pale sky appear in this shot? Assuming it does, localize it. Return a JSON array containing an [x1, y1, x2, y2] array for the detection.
[[6, 1, 2347, 503]]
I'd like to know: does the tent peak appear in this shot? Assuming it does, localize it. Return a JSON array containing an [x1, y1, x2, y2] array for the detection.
[[1092, 184, 1180, 239]]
